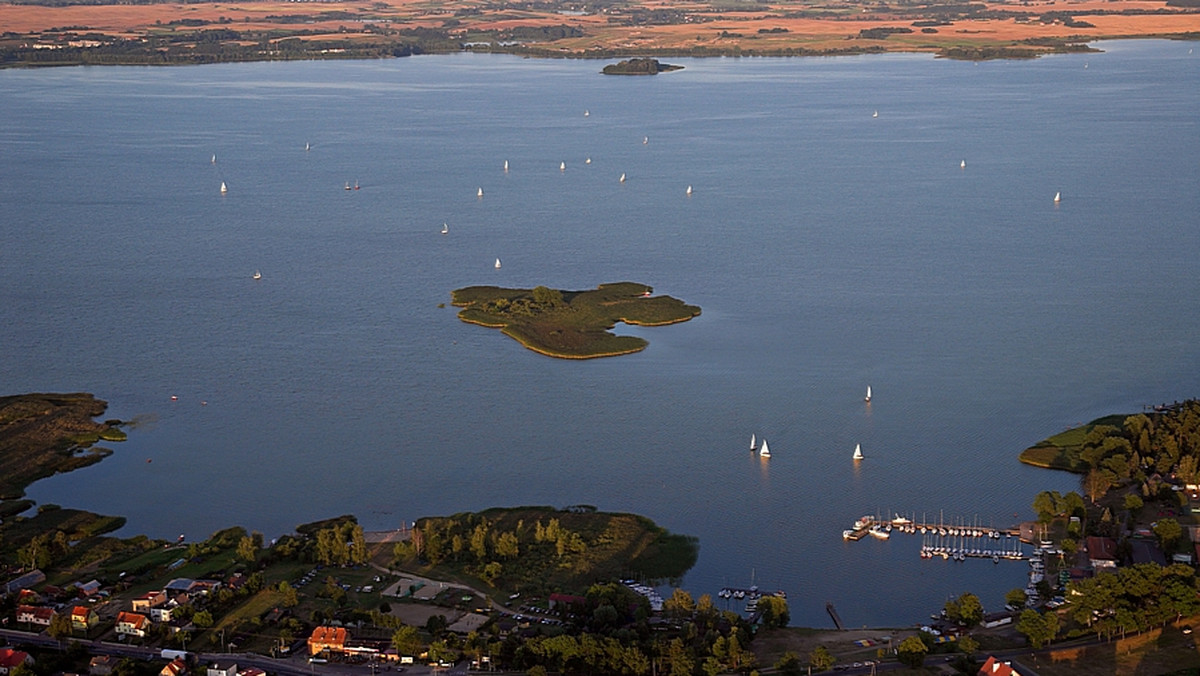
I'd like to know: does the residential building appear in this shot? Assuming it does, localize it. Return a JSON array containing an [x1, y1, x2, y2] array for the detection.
[[150, 606, 174, 623], [206, 662, 237, 676], [1086, 536, 1119, 570], [0, 649, 33, 676], [978, 656, 1024, 675], [115, 611, 149, 638], [160, 658, 188, 676], [71, 605, 99, 631], [89, 656, 118, 676], [132, 590, 167, 613], [16, 604, 55, 627], [307, 626, 349, 656]]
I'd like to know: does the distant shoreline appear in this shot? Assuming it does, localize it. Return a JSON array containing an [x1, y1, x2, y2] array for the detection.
[[1, 0, 1197, 68]]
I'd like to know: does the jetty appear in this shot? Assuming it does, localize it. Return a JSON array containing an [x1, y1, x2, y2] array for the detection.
[[826, 601, 845, 630]]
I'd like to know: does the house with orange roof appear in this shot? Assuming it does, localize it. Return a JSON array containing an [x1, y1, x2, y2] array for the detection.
[[307, 626, 349, 656], [132, 590, 167, 613], [115, 611, 149, 638], [71, 605, 99, 631], [160, 657, 188, 676]]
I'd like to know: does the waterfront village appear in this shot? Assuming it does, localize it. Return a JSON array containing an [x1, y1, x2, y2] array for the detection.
[[3, 395, 1200, 675]]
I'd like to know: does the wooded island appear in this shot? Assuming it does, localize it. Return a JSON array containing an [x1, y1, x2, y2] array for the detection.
[[451, 282, 700, 359]]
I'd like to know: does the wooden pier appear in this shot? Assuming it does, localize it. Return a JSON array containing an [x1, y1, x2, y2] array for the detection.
[[826, 601, 845, 630]]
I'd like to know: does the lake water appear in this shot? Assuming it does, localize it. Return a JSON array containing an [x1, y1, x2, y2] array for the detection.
[[2, 40, 1198, 627]]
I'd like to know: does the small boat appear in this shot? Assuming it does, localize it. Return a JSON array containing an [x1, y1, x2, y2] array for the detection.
[[220, 181, 227, 194], [211, 154, 216, 164], [759, 438, 770, 458], [585, 158, 592, 164], [869, 525, 890, 540], [619, 173, 626, 183], [560, 161, 566, 171], [252, 270, 261, 280], [354, 181, 360, 190], [960, 159, 966, 168], [1053, 191, 1061, 203], [686, 185, 693, 195], [504, 160, 509, 172], [478, 187, 484, 197], [642, 136, 648, 144], [750, 434, 756, 451], [865, 385, 871, 402], [494, 258, 502, 269], [853, 443, 863, 461], [584, 109, 590, 117], [441, 223, 448, 235], [872, 110, 878, 118], [345, 182, 352, 191], [305, 142, 310, 151]]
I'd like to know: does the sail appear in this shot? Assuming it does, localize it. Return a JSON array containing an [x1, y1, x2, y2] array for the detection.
[[865, 386, 871, 402], [853, 443, 863, 460], [495, 258, 502, 269], [759, 439, 770, 458], [220, 181, 227, 194], [750, 434, 756, 450]]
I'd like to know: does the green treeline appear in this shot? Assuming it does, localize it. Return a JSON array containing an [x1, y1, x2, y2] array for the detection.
[[393, 507, 698, 595]]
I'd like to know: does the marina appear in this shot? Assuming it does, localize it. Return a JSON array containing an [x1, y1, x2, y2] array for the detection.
[[844, 513, 1029, 562]]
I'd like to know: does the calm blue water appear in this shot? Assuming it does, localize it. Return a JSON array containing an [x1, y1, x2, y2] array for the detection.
[[2, 40, 1199, 627]]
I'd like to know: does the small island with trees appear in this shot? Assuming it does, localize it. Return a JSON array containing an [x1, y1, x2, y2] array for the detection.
[[451, 282, 700, 359], [601, 58, 683, 75]]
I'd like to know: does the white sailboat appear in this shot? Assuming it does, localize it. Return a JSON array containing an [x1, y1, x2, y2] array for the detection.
[[585, 158, 592, 165], [441, 223, 448, 235], [220, 181, 228, 194], [211, 154, 216, 164], [305, 142, 310, 152], [759, 438, 771, 458], [560, 161, 566, 171], [619, 173, 626, 183], [750, 434, 756, 451], [960, 159, 966, 169], [1053, 191, 1061, 203], [642, 136, 648, 145], [478, 187, 484, 197], [872, 110, 878, 118], [504, 160, 509, 172], [853, 443, 863, 461], [252, 270, 262, 280], [584, 109, 590, 117], [494, 258, 502, 269], [865, 385, 872, 403], [686, 185, 693, 195]]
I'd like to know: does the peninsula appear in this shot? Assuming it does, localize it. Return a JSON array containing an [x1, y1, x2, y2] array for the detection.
[[451, 282, 700, 359]]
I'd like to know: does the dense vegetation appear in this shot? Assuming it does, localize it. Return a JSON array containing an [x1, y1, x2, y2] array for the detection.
[[601, 57, 682, 74], [452, 283, 700, 359], [393, 506, 699, 594]]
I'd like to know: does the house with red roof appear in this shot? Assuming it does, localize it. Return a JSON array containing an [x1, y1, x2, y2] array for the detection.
[[160, 658, 188, 676], [0, 649, 34, 675], [16, 604, 55, 627]]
